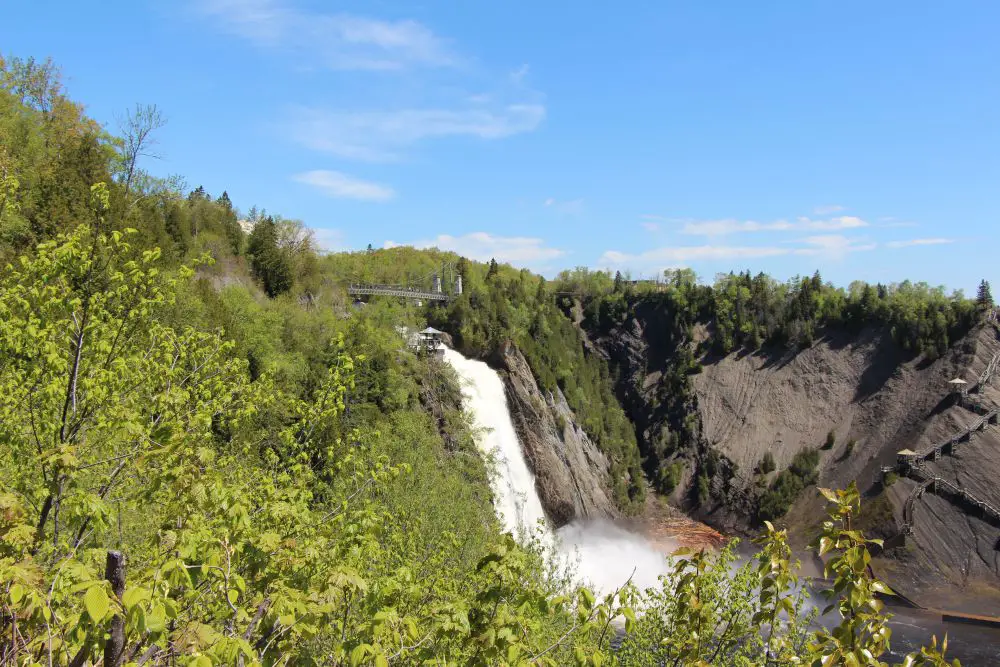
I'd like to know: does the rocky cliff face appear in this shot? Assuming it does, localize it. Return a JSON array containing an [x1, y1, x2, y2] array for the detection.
[[578, 299, 1000, 612], [491, 342, 619, 527]]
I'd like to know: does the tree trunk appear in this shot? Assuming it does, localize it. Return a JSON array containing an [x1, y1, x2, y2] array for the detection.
[[104, 550, 126, 667]]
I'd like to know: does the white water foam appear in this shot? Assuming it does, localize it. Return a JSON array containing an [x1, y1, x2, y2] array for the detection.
[[442, 346, 672, 596]]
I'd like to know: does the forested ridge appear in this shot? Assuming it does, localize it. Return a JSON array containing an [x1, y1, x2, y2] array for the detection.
[[0, 54, 963, 665]]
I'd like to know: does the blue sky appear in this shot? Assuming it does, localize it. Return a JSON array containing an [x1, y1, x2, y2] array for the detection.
[[4, 1, 998, 291]]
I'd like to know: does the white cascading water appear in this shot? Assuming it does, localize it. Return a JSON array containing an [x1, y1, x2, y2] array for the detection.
[[442, 346, 673, 596], [442, 347, 552, 543]]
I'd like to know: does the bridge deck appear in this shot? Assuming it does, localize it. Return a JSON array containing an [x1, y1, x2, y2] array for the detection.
[[348, 285, 452, 301]]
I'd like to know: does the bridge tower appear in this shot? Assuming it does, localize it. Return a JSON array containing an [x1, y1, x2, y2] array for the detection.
[[433, 273, 442, 294], [455, 274, 463, 296]]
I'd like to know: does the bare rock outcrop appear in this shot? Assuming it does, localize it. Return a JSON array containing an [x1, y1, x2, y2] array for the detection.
[[492, 342, 619, 527]]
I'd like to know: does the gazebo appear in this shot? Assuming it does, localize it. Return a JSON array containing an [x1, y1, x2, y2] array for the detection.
[[418, 327, 445, 355], [947, 377, 969, 397]]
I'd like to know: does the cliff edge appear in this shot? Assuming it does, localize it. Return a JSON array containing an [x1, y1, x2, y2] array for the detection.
[[493, 342, 620, 527]]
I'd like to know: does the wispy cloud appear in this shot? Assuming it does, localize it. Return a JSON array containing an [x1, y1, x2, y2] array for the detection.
[[287, 105, 546, 161], [886, 238, 954, 249], [385, 232, 565, 268], [793, 235, 877, 259], [195, 0, 458, 70], [544, 197, 584, 216], [292, 170, 395, 201], [640, 221, 660, 232], [600, 235, 875, 269], [813, 204, 846, 215], [680, 215, 868, 236]]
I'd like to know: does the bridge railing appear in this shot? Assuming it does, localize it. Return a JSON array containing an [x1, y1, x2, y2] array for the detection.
[[903, 464, 1000, 533], [973, 351, 1000, 394], [348, 284, 451, 301]]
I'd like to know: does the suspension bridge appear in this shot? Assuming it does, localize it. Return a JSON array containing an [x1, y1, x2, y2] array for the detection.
[[348, 263, 462, 303]]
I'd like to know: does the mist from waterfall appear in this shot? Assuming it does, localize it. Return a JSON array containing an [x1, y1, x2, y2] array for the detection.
[[442, 346, 672, 596]]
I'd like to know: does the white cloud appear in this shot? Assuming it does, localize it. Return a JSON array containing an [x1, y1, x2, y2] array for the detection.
[[292, 170, 395, 201], [886, 238, 954, 249], [384, 232, 566, 267], [196, 0, 457, 70], [288, 104, 546, 161], [793, 235, 877, 259], [814, 204, 846, 215], [680, 215, 868, 236], [641, 221, 660, 232]]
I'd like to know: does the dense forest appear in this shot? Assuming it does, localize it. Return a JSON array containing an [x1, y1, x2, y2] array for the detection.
[[0, 54, 962, 665], [556, 267, 982, 361]]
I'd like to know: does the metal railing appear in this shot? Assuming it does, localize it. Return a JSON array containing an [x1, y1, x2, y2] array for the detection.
[[348, 284, 451, 301]]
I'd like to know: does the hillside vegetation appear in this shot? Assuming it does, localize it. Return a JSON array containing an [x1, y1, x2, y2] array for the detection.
[[0, 54, 961, 665]]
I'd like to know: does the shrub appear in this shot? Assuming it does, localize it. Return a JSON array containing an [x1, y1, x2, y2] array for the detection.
[[758, 447, 820, 522], [697, 473, 711, 505], [659, 460, 684, 493], [823, 430, 836, 450], [845, 438, 857, 456], [759, 451, 776, 474]]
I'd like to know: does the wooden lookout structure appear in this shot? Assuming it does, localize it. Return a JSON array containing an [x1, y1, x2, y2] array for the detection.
[[948, 377, 969, 398]]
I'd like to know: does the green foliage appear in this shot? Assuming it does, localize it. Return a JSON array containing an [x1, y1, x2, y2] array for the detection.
[[658, 461, 684, 493], [759, 451, 777, 474], [247, 216, 293, 297], [0, 221, 590, 665], [696, 474, 711, 506], [758, 448, 820, 522], [977, 279, 993, 310], [560, 268, 979, 361]]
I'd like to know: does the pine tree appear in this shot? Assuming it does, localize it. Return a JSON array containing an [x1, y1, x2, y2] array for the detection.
[[977, 279, 993, 309]]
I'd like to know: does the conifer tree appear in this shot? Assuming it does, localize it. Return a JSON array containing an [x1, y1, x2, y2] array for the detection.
[[977, 279, 993, 309]]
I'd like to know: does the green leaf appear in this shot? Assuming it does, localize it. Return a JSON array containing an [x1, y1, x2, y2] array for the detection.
[[146, 604, 166, 633], [84, 585, 110, 623], [122, 586, 149, 610]]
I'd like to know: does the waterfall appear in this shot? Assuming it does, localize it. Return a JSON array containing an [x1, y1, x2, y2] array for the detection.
[[442, 346, 672, 596], [441, 347, 551, 542]]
